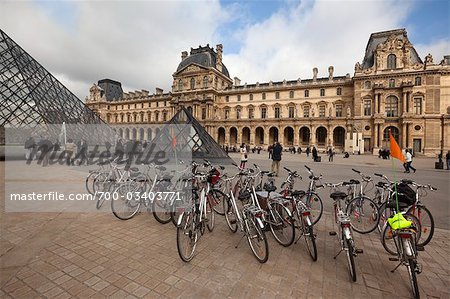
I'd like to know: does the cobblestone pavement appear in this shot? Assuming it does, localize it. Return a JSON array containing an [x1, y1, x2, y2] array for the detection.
[[1, 161, 449, 298]]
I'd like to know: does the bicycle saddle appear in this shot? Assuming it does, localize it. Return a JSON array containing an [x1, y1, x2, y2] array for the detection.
[[330, 192, 347, 200], [263, 184, 277, 193], [267, 172, 277, 177], [129, 167, 140, 172], [261, 170, 271, 174], [238, 190, 251, 201], [291, 190, 305, 197], [309, 175, 320, 180], [401, 179, 413, 184], [156, 166, 167, 171], [376, 182, 388, 188], [349, 179, 360, 185]]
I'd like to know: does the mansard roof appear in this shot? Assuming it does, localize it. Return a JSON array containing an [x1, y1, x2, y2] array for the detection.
[[176, 44, 230, 78]]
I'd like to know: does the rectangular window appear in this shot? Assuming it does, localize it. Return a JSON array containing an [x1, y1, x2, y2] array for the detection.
[[275, 107, 280, 118], [249, 94, 253, 100], [261, 107, 267, 119], [320, 88, 325, 97], [364, 99, 372, 116], [415, 77, 422, 86], [414, 97, 422, 115], [336, 104, 343, 117], [163, 112, 167, 122], [389, 79, 395, 88], [262, 93, 266, 100], [289, 91, 294, 98], [319, 105, 325, 117], [275, 92, 280, 99], [288, 106, 294, 118], [237, 95, 241, 101], [202, 108, 206, 120], [156, 102, 159, 107], [225, 96, 229, 102], [337, 87, 342, 96], [249, 108, 254, 119], [303, 106, 310, 118], [304, 90, 309, 97]]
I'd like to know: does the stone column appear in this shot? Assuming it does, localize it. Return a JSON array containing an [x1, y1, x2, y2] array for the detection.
[[310, 126, 316, 146], [250, 127, 255, 145], [374, 124, 379, 148], [264, 128, 270, 146], [402, 92, 407, 114], [236, 127, 241, 145], [293, 125, 299, 146], [225, 127, 230, 145], [402, 124, 407, 148]]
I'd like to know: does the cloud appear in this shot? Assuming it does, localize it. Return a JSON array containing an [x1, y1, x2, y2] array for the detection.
[[415, 38, 450, 63], [1, 0, 447, 102], [224, 0, 417, 83], [0, 0, 226, 99]]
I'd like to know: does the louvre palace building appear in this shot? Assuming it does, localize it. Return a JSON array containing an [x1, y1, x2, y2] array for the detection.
[[86, 29, 450, 156]]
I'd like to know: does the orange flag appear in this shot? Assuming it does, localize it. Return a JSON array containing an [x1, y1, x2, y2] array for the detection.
[[389, 132, 405, 163]]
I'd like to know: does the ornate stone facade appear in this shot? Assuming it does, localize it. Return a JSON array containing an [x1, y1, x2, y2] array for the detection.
[[86, 29, 450, 156]]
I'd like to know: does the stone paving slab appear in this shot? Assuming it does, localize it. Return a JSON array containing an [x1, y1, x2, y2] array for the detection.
[[1, 161, 449, 298]]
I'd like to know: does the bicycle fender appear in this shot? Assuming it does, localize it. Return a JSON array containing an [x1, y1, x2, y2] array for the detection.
[[256, 217, 265, 229], [177, 212, 185, 227]]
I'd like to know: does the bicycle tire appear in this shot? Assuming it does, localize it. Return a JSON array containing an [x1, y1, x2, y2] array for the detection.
[[345, 236, 357, 282], [206, 200, 215, 232], [380, 222, 398, 255], [176, 211, 198, 262], [304, 222, 317, 261], [269, 202, 295, 247], [85, 171, 98, 195], [346, 196, 379, 234], [245, 214, 269, 263], [111, 183, 141, 220], [224, 195, 238, 233], [407, 205, 434, 247], [210, 189, 226, 216], [301, 192, 323, 225], [152, 199, 172, 224], [407, 258, 420, 299]]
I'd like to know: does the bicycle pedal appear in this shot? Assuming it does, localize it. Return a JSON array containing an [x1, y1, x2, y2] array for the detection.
[[355, 249, 363, 254], [416, 245, 425, 251], [415, 263, 422, 274], [329, 231, 337, 236], [389, 257, 399, 261]]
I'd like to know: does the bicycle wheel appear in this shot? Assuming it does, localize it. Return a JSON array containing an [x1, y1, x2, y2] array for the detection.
[[224, 195, 238, 233], [245, 214, 269, 263], [206, 200, 215, 232], [407, 258, 420, 299], [380, 223, 398, 255], [346, 196, 379, 234], [303, 222, 317, 261], [302, 193, 323, 225], [377, 202, 395, 233], [176, 211, 198, 262], [85, 171, 98, 195], [345, 236, 357, 282], [407, 205, 434, 246], [210, 189, 226, 215], [269, 202, 295, 247], [111, 183, 141, 220], [152, 199, 172, 224]]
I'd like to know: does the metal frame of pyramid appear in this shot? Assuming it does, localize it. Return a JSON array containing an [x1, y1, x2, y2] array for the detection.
[[149, 107, 233, 164], [0, 29, 113, 144]]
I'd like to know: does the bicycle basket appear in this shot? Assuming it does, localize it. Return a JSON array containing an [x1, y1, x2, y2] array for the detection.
[[392, 183, 416, 206], [207, 168, 221, 185], [238, 189, 251, 201]]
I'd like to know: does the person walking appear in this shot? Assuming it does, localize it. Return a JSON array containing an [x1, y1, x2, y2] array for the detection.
[[271, 142, 282, 176], [268, 144, 273, 159], [24, 136, 36, 161], [404, 149, 416, 173], [328, 147, 334, 162], [78, 139, 88, 166], [312, 146, 318, 162], [65, 139, 76, 166], [446, 150, 450, 170], [240, 143, 248, 169], [306, 146, 310, 157]]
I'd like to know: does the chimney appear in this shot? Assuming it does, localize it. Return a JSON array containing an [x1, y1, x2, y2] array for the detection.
[[234, 77, 241, 86], [181, 51, 188, 61], [216, 44, 223, 72], [328, 66, 334, 81], [313, 67, 318, 82], [155, 87, 163, 95]]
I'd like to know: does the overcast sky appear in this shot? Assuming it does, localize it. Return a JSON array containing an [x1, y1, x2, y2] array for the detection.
[[1, 0, 449, 100]]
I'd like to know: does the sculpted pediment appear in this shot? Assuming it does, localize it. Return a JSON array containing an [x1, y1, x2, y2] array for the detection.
[[176, 63, 208, 75]]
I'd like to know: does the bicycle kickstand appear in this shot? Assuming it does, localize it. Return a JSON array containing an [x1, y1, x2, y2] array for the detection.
[[333, 248, 343, 259], [294, 231, 304, 245], [390, 261, 402, 273]]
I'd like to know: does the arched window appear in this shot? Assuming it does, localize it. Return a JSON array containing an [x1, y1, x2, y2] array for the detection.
[[178, 79, 183, 91], [203, 76, 208, 88], [385, 96, 398, 117], [190, 78, 195, 90], [387, 54, 396, 69]]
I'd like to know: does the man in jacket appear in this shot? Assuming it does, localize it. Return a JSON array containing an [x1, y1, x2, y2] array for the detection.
[[271, 142, 283, 176]]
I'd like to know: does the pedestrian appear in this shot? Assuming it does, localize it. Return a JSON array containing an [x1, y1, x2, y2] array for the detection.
[[298, 146, 302, 154], [37, 136, 52, 167], [312, 146, 318, 162], [271, 142, 282, 176], [24, 136, 36, 161], [328, 148, 334, 162], [404, 149, 416, 173], [240, 143, 248, 169], [78, 139, 88, 165], [268, 144, 273, 159], [306, 146, 310, 157], [293, 147, 296, 154], [257, 146, 261, 154], [446, 150, 450, 170], [65, 139, 76, 165], [115, 139, 124, 159], [225, 145, 229, 154]]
